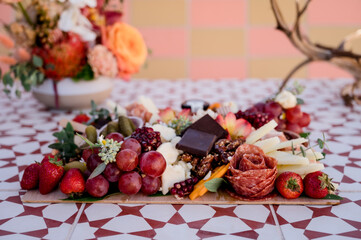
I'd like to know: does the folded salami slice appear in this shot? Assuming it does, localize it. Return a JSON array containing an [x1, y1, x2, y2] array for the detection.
[[226, 144, 277, 199]]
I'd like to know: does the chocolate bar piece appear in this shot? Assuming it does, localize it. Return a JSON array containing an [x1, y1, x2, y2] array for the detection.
[[176, 128, 217, 157], [189, 114, 227, 140]]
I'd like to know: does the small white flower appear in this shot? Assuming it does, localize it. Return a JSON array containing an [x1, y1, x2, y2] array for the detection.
[[275, 90, 297, 109], [58, 4, 96, 42]]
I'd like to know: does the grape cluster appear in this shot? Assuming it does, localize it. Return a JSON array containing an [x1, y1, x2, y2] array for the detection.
[[236, 110, 271, 129], [170, 177, 198, 198], [131, 127, 162, 152]]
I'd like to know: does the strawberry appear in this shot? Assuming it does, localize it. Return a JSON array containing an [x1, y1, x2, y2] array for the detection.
[[73, 113, 90, 124], [33, 32, 86, 80], [275, 172, 304, 199], [60, 168, 85, 197], [39, 158, 64, 195], [20, 163, 41, 190], [303, 171, 335, 199]]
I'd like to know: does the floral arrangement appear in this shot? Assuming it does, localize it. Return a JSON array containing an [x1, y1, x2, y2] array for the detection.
[[0, 0, 147, 98]]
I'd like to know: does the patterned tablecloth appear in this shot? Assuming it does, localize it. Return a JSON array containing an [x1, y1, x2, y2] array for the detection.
[[0, 78, 361, 240]]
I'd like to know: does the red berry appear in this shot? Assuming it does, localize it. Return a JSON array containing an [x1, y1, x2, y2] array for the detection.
[[39, 159, 64, 195], [73, 113, 90, 124], [20, 163, 41, 190], [60, 168, 85, 197], [285, 105, 302, 124], [299, 112, 311, 127], [304, 171, 333, 199], [276, 172, 304, 199]]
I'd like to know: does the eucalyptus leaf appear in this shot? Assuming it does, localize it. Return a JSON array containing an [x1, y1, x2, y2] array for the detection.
[[204, 178, 228, 192], [77, 133, 96, 148], [317, 138, 324, 149], [32, 55, 43, 67], [296, 98, 304, 105], [3, 73, 13, 87], [89, 162, 106, 179], [15, 89, 21, 98]]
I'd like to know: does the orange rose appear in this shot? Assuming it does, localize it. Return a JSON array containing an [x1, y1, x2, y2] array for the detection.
[[105, 22, 147, 80]]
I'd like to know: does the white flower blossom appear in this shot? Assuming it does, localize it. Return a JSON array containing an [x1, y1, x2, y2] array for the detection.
[[58, 1, 97, 42], [275, 90, 297, 109]]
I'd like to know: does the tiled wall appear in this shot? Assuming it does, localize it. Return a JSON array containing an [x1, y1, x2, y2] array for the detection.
[[1, 0, 361, 80], [126, 0, 361, 80]]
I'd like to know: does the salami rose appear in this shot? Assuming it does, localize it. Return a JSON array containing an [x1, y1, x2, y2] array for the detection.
[[225, 144, 277, 199]]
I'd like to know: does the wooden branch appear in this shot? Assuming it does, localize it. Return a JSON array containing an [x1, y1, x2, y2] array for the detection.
[[278, 58, 313, 93]]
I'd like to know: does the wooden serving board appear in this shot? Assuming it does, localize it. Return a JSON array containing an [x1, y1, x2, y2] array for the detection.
[[22, 189, 340, 205]]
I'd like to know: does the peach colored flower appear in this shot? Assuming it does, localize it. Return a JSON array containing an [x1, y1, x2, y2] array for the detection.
[[15, 47, 31, 62], [104, 22, 147, 79], [0, 56, 17, 65], [0, 34, 15, 48], [88, 45, 118, 78]]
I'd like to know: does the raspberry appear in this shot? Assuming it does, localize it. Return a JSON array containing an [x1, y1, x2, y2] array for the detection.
[[131, 127, 161, 152], [236, 110, 271, 129]]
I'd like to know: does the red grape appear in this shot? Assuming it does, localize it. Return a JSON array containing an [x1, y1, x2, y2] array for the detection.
[[118, 171, 142, 195], [253, 102, 265, 112], [87, 153, 103, 172], [276, 119, 287, 131], [82, 148, 100, 162], [86, 175, 109, 197], [286, 122, 302, 134], [106, 132, 124, 142], [264, 101, 283, 118], [116, 149, 138, 171], [285, 105, 302, 123], [299, 112, 311, 127], [141, 175, 161, 195], [139, 151, 166, 177], [121, 138, 142, 156], [103, 162, 122, 182]]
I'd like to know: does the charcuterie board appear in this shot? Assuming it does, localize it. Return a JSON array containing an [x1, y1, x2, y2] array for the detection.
[[22, 189, 341, 205]]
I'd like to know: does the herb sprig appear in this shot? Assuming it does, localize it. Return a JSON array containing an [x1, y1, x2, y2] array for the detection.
[[48, 122, 78, 162]]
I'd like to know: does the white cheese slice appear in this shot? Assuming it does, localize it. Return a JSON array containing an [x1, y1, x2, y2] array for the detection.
[[253, 136, 280, 153], [268, 151, 309, 165], [161, 164, 186, 195], [277, 163, 325, 177], [246, 120, 278, 144], [266, 138, 308, 153]]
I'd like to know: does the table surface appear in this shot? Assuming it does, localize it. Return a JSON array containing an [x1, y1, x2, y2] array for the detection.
[[0, 78, 361, 240]]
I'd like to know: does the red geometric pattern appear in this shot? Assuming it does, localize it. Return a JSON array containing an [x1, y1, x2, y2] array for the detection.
[[0, 79, 361, 239]]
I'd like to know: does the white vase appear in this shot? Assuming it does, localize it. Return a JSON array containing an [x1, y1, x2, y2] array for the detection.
[[32, 77, 113, 110]]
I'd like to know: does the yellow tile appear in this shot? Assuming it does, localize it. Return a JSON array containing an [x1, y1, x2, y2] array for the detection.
[[249, 58, 307, 78], [131, 0, 186, 27], [191, 29, 244, 57], [250, 0, 307, 25], [133, 58, 186, 79], [309, 27, 361, 54]]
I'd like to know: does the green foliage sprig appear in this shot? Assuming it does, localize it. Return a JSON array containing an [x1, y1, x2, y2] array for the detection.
[[2, 55, 45, 98], [48, 122, 78, 162]]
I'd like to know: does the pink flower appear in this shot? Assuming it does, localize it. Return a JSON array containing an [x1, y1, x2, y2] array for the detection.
[[88, 44, 118, 78]]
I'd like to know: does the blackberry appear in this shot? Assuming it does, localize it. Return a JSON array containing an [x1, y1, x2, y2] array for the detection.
[[236, 110, 271, 129], [131, 127, 161, 152]]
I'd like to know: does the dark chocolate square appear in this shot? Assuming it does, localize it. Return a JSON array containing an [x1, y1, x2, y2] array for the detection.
[[189, 114, 227, 140], [176, 128, 217, 157]]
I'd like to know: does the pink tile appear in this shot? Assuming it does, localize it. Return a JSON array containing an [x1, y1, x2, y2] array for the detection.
[[139, 28, 187, 58], [191, 0, 245, 27], [308, 61, 353, 78], [308, 0, 361, 25], [190, 59, 246, 79], [249, 28, 301, 56]]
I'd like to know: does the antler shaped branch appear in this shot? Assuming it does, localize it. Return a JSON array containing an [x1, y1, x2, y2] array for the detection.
[[271, 0, 361, 106]]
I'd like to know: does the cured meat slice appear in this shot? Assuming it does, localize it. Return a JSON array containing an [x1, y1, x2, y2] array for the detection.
[[225, 144, 277, 199]]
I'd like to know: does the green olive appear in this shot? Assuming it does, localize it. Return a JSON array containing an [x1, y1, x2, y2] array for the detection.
[[85, 125, 97, 143]]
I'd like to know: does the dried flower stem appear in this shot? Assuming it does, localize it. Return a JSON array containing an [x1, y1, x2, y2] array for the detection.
[[17, 2, 34, 27]]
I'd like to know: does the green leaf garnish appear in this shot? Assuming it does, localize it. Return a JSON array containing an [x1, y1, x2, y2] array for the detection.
[[88, 162, 106, 179], [32, 55, 43, 67], [72, 63, 94, 81], [317, 138, 324, 149], [296, 98, 304, 105], [204, 178, 228, 192], [48, 122, 78, 162], [323, 194, 343, 200], [300, 132, 311, 138]]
